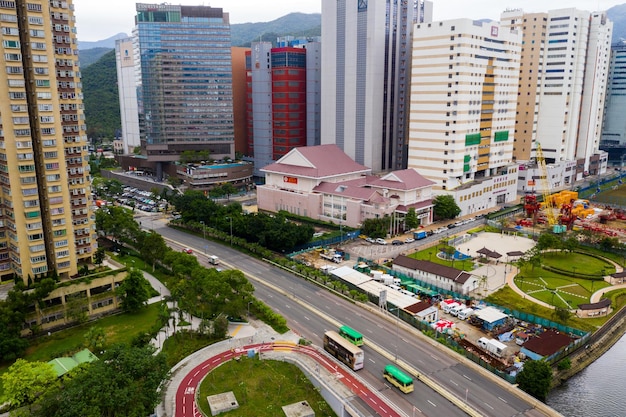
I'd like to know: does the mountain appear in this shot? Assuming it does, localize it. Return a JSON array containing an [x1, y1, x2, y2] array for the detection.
[[79, 47, 114, 68], [608, 3, 626, 44], [81, 50, 121, 140], [78, 33, 128, 50], [230, 12, 321, 46]]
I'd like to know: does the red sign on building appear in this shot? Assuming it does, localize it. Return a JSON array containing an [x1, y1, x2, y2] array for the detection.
[[283, 176, 298, 184]]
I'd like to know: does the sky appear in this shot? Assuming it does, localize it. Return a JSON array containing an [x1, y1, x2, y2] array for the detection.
[[73, 0, 625, 42]]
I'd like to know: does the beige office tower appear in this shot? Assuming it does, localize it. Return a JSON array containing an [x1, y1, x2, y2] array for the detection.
[[408, 19, 521, 194], [0, 0, 95, 283], [502, 8, 612, 177]]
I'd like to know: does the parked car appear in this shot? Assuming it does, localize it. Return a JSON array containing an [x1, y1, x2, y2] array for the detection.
[[375, 238, 388, 245], [366, 237, 376, 243], [182, 247, 193, 254], [404, 237, 415, 243], [392, 240, 404, 246]]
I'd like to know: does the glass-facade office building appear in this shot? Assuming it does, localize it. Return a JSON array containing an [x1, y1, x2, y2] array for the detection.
[[135, 3, 235, 176]]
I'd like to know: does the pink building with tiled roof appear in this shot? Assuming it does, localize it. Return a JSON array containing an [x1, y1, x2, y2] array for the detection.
[[257, 145, 435, 230]]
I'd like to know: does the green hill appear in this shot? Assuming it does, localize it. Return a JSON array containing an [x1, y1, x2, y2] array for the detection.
[[231, 12, 321, 46], [81, 50, 120, 140]]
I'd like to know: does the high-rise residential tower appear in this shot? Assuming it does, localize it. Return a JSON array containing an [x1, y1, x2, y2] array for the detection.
[[115, 37, 141, 154], [134, 3, 235, 179], [0, 0, 95, 282], [501, 8, 612, 181], [407, 19, 521, 213], [600, 43, 626, 163], [321, 0, 433, 172]]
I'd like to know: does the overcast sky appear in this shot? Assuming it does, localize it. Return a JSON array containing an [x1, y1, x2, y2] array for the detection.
[[73, 0, 625, 42]]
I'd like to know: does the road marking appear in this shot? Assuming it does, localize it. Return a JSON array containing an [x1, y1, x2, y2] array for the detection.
[[498, 396, 508, 403], [484, 402, 494, 410], [427, 400, 437, 407], [430, 354, 439, 361], [304, 316, 310, 321], [368, 358, 376, 363], [285, 304, 291, 309], [230, 324, 243, 337], [449, 379, 458, 386], [463, 374, 472, 381]]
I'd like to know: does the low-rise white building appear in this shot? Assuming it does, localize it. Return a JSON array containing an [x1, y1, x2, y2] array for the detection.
[[392, 255, 479, 295]]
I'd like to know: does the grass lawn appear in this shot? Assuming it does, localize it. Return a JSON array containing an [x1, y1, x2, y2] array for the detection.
[[198, 356, 337, 417], [161, 332, 219, 368], [408, 248, 474, 272], [485, 286, 597, 333], [515, 265, 611, 309], [541, 251, 615, 276]]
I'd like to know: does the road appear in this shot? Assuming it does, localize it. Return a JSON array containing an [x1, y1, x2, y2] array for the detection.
[[149, 217, 552, 417]]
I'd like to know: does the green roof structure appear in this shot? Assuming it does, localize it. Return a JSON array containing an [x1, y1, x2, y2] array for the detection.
[[48, 348, 98, 377]]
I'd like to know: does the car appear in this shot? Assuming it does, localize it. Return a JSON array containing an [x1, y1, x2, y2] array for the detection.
[[366, 237, 376, 243], [375, 238, 388, 245], [453, 220, 464, 227], [447, 223, 457, 229], [404, 237, 415, 243], [182, 247, 193, 254], [392, 240, 404, 246]]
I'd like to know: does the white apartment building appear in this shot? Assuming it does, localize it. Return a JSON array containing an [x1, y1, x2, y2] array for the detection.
[[115, 37, 141, 154], [321, 0, 432, 172], [407, 19, 521, 214]]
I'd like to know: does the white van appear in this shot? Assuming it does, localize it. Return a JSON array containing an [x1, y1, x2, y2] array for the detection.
[[208, 255, 219, 265], [450, 304, 466, 317], [442, 301, 460, 314], [457, 307, 474, 320]]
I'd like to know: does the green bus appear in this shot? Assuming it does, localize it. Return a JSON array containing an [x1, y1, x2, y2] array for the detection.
[[383, 364, 414, 394], [339, 325, 364, 346]]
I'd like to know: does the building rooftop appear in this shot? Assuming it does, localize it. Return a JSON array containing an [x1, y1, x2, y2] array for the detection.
[[393, 255, 473, 284], [522, 329, 573, 357]]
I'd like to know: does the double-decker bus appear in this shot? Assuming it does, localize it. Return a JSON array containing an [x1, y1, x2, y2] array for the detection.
[[323, 330, 364, 371], [339, 325, 364, 346], [383, 364, 414, 393]]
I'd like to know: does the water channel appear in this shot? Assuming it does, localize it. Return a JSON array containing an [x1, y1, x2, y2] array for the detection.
[[546, 332, 626, 416]]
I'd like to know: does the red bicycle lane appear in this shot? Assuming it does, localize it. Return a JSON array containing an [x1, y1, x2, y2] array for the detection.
[[175, 342, 403, 417]]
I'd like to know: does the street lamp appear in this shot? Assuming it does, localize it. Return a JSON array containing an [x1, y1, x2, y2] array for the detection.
[[225, 217, 233, 246], [389, 307, 400, 362], [247, 301, 252, 317], [200, 220, 206, 241]]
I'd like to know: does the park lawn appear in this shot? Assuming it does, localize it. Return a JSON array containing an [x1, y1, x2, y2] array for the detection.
[[485, 286, 596, 333], [198, 356, 337, 417], [408, 249, 474, 272], [23, 303, 161, 362], [541, 251, 615, 276]]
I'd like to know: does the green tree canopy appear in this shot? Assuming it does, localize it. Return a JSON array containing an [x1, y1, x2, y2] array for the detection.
[[139, 231, 168, 271], [404, 207, 419, 230], [516, 360, 553, 401], [116, 269, 151, 313], [433, 195, 461, 220], [1, 359, 58, 408], [33, 345, 169, 417]]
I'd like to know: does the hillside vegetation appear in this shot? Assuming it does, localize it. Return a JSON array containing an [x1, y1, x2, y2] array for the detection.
[[82, 50, 120, 140]]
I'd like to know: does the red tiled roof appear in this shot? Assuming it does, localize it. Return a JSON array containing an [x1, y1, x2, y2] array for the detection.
[[313, 181, 383, 201], [522, 329, 573, 357], [405, 300, 434, 314], [371, 169, 435, 190], [396, 200, 434, 212], [261, 144, 370, 178]]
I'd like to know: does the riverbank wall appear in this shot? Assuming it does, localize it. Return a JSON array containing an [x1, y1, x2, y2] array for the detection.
[[552, 305, 626, 387]]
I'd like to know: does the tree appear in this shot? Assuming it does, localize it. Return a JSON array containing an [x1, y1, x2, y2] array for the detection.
[[1, 359, 58, 408], [221, 183, 238, 200], [516, 360, 553, 401], [554, 306, 571, 323], [405, 207, 419, 230], [433, 195, 461, 220], [33, 345, 170, 417], [83, 326, 107, 352], [93, 247, 106, 266], [116, 269, 151, 312], [536, 233, 561, 251], [139, 231, 168, 271]]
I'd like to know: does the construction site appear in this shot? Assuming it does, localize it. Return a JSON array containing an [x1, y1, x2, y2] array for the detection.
[[513, 145, 626, 241]]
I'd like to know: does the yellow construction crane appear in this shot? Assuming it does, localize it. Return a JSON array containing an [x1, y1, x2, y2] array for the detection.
[[536, 143, 558, 226]]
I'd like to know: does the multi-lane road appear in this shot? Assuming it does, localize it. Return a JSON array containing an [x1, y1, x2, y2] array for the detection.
[[149, 217, 556, 417]]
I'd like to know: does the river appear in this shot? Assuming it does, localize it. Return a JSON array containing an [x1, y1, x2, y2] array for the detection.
[[546, 332, 626, 416]]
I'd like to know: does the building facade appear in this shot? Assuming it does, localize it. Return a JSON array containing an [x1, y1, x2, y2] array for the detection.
[[133, 3, 235, 180], [257, 145, 435, 230], [321, 0, 432, 172], [407, 19, 521, 213], [115, 37, 141, 154], [600, 43, 626, 163], [0, 0, 95, 282], [502, 8, 612, 178]]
